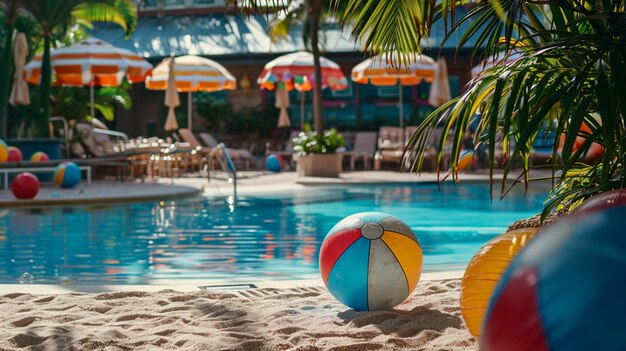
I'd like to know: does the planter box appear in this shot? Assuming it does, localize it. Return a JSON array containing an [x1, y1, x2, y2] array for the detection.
[[296, 153, 342, 177]]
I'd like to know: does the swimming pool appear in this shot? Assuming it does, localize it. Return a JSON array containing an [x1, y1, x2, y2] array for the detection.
[[0, 182, 547, 284]]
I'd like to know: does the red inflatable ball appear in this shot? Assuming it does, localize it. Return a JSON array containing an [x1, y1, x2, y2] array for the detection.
[[11, 172, 40, 200], [574, 188, 626, 214], [7, 146, 23, 162]]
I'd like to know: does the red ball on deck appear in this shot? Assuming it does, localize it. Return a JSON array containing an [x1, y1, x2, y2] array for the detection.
[[11, 172, 40, 200], [7, 146, 23, 162]]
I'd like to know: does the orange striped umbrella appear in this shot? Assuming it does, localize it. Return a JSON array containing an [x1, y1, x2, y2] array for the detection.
[[24, 37, 152, 118], [145, 55, 236, 132], [352, 53, 437, 139]]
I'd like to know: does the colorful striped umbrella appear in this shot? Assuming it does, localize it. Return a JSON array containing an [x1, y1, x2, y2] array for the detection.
[[352, 53, 437, 140], [257, 51, 348, 128], [24, 37, 152, 118], [146, 55, 236, 132]]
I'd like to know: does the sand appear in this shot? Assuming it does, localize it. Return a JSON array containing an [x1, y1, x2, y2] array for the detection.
[[0, 279, 475, 351]]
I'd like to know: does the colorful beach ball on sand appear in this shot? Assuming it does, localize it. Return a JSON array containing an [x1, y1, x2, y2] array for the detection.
[[481, 205, 626, 351], [30, 151, 49, 162], [54, 162, 81, 188], [0, 139, 8, 162], [320, 212, 423, 311]]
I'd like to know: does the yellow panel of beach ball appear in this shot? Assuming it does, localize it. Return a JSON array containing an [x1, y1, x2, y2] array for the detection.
[[460, 227, 540, 338]]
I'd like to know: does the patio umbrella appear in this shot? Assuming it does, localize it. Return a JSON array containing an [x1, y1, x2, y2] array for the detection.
[[146, 55, 236, 132], [352, 53, 437, 142], [24, 37, 152, 118], [9, 33, 30, 106], [275, 87, 291, 128], [257, 51, 348, 128], [428, 58, 451, 107], [164, 57, 180, 131]]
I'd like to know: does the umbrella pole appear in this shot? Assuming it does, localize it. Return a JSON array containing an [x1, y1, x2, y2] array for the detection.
[[188, 91, 192, 132], [300, 91, 305, 129], [90, 84, 95, 119], [399, 81, 404, 144]]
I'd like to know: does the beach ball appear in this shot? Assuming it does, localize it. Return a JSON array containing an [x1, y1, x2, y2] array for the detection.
[[574, 188, 626, 214], [320, 212, 423, 311], [0, 139, 7, 162], [54, 162, 81, 188], [11, 172, 40, 199], [460, 228, 540, 338], [266, 154, 284, 173], [7, 146, 22, 162], [481, 206, 626, 351], [30, 151, 49, 162], [457, 150, 474, 171]]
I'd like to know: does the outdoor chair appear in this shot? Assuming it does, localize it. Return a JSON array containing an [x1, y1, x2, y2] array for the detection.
[[194, 131, 252, 170], [343, 132, 377, 171], [374, 126, 405, 171]]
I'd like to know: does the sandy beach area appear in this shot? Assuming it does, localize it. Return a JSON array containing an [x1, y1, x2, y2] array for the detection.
[[0, 279, 474, 350]]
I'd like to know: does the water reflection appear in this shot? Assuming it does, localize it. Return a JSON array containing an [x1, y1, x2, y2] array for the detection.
[[0, 183, 548, 284]]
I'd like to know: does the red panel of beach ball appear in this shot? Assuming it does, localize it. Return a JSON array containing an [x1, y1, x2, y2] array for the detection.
[[30, 151, 49, 162], [11, 172, 40, 199], [54, 162, 81, 188], [319, 212, 423, 311], [481, 206, 626, 351], [7, 146, 23, 162], [266, 154, 284, 173], [0, 139, 8, 162], [573, 188, 626, 214]]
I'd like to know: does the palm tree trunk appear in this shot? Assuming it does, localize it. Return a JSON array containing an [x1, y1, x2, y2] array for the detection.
[[39, 33, 52, 137], [0, 0, 21, 139], [309, 0, 323, 133]]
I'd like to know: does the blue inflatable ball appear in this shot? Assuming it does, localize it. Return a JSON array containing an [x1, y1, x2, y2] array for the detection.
[[54, 162, 81, 188], [266, 154, 284, 173], [481, 205, 626, 351]]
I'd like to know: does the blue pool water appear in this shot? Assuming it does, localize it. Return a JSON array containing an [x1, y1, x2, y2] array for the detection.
[[0, 182, 547, 284]]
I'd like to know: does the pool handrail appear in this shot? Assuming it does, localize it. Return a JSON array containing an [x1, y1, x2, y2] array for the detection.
[[214, 143, 237, 200]]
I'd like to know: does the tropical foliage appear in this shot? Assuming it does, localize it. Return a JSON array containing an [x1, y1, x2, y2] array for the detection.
[[0, 0, 138, 137], [338, 0, 626, 218]]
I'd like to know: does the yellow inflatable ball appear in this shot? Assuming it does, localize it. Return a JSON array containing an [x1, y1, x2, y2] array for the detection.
[[460, 227, 540, 338]]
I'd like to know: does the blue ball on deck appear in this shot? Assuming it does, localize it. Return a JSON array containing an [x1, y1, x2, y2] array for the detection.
[[266, 154, 284, 173], [481, 205, 626, 351], [54, 162, 81, 188]]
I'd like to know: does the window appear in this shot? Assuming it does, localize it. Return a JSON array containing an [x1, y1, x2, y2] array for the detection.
[[331, 81, 353, 98], [142, 0, 222, 8], [377, 86, 401, 97]]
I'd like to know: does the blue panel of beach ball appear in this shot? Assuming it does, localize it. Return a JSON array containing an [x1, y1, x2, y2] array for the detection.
[[319, 212, 423, 310], [54, 162, 81, 188], [266, 154, 284, 173], [482, 205, 626, 351]]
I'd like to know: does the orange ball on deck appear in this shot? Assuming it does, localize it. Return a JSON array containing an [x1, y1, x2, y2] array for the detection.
[[460, 227, 540, 338]]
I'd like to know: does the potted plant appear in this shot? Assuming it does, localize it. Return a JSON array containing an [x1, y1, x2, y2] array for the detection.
[[293, 129, 345, 177]]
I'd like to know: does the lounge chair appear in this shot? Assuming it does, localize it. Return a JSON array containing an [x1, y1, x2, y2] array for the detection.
[[343, 132, 377, 171], [182, 130, 251, 171], [374, 126, 404, 171]]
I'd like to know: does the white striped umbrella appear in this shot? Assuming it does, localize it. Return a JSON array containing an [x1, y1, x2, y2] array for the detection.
[[145, 55, 236, 132], [351, 53, 437, 138], [24, 37, 152, 118], [257, 51, 348, 128]]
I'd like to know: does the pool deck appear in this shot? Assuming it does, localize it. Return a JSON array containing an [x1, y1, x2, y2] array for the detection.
[[0, 170, 498, 207]]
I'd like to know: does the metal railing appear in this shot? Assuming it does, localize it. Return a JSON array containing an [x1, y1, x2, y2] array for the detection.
[[213, 143, 237, 202]]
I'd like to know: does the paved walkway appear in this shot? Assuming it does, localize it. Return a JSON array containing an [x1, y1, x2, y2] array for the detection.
[[0, 169, 553, 207]]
